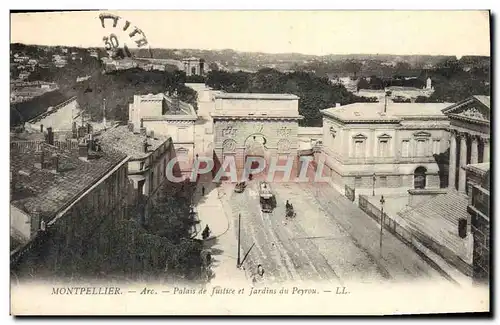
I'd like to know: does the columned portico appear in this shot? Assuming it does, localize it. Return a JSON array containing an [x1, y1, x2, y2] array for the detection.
[[448, 131, 457, 189], [458, 132, 468, 192], [442, 96, 490, 193], [482, 137, 490, 162], [470, 135, 479, 165]]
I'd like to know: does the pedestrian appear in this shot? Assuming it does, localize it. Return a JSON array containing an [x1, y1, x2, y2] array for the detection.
[[257, 264, 265, 277], [202, 186, 205, 196], [202, 224, 211, 239]]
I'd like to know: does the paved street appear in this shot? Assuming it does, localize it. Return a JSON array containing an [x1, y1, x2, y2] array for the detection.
[[225, 181, 446, 285]]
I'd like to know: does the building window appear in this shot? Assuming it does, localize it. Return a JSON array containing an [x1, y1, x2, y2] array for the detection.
[[416, 139, 427, 157], [432, 139, 441, 155], [402, 140, 410, 157], [354, 176, 362, 188], [378, 140, 389, 157], [379, 176, 388, 187], [354, 140, 365, 158]]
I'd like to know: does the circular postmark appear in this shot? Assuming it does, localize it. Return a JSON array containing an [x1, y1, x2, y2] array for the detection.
[[98, 12, 152, 60]]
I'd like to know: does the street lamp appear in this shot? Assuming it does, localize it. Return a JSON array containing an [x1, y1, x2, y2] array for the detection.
[[379, 195, 385, 257], [372, 173, 376, 196]]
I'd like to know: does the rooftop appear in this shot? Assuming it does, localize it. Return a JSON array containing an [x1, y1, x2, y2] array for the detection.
[[11, 90, 75, 127], [322, 102, 452, 122], [473, 95, 490, 109], [214, 93, 299, 100], [465, 162, 490, 175], [10, 142, 127, 219], [98, 125, 171, 160]]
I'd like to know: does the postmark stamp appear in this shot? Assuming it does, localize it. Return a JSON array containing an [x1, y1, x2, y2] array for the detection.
[[98, 13, 152, 59]]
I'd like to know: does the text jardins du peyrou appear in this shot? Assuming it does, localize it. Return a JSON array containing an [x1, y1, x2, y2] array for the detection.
[[51, 285, 350, 297]]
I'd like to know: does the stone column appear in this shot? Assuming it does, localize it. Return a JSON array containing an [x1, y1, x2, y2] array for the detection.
[[482, 137, 490, 162], [458, 132, 468, 193], [470, 135, 479, 165], [448, 130, 457, 189]]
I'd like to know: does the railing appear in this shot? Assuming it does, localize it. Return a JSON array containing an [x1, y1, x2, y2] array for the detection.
[[358, 194, 473, 277], [344, 185, 355, 202], [11, 139, 80, 153], [10, 140, 44, 152]]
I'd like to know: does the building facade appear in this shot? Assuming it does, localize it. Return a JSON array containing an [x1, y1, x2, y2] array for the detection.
[[442, 95, 491, 285], [128, 93, 197, 175], [10, 137, 129, 267], [98, 125, 173, 224], [442, 96, 490, 193], [320, 101, 452, 192], [211, 93, 303, 175]]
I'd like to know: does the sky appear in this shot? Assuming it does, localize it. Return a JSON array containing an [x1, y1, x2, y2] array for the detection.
[[10, 10, 491, 57]]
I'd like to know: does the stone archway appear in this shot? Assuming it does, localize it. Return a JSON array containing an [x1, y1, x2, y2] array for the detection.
[[244, 134, 267, 172], [414, 166, 427, 189]]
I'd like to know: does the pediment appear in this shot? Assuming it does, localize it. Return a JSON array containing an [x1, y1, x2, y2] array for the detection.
[[413, 131, 431, 138], [378, 133, 392, 139], [454, 105, 490, 122], [443, 97, 490, 123], [352, 133, 368, 140]]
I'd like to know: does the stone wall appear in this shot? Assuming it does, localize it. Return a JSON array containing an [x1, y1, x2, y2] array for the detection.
[[214, 119, 299, 170], [471, 210, 489, 284]]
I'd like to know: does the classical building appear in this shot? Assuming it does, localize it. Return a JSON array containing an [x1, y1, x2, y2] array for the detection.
[[320, 101, 452, 193], [442, 95, 490, 193], [98, 125, 174, 224], [128, 93, 197, 175], [396, 95, 491, 282], [442, 95, 491, 284], [210, 93, 303, 175], [182, 57, 205, 76], [10, 136, 129, 267]]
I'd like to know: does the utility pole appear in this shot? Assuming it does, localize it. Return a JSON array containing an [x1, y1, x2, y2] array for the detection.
[[237, 213, 241, 268], [379, 195, 385, 257], [102, 98, 107, 128], [372, 173, 376, 197]]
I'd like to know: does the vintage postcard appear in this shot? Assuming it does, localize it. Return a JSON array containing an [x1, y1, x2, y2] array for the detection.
[[9, 10, 490, 315]]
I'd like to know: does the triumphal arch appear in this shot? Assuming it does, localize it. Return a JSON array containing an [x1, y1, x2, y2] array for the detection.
[[211, 93, 303, 174]]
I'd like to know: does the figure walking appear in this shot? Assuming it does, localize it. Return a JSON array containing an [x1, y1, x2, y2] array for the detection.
[[202, 186, 205, 196], [202, 224, 211, 240]]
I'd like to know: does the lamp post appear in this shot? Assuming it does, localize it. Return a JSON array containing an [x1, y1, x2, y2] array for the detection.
[[372, 173, 376, 196], [237, 213, 241, 268], [379, 195, 385, 257]]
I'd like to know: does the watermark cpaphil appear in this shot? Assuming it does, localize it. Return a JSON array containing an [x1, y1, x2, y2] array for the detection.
[[164, 155, 330, 184], [98, 13, 153, 59]]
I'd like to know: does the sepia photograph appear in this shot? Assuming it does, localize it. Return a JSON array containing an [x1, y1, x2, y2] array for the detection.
[[8, 9, 491, 315]]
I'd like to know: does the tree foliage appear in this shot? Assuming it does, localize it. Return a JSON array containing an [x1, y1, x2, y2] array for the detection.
[[206, 69, 375, 126]]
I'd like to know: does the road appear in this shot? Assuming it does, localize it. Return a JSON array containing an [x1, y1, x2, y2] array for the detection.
[[226, 181, 445, 285]]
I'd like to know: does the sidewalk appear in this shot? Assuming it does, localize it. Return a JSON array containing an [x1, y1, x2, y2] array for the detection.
[[194, 184, 249, 286]]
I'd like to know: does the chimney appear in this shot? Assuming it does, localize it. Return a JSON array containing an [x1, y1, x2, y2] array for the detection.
[[50, 154, 59, 173], [30, 208, 41, 237], [128, 121, 134, 132], [72, 122, 77, 139], [47, 127, 54, 145], [78, 140, 89, 160], [149, 130, 155, 138], [140, 118, 147, 136], [35, 150, 46, 169], [40, 124, 44, 133], [143, 139, 150, 153]]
